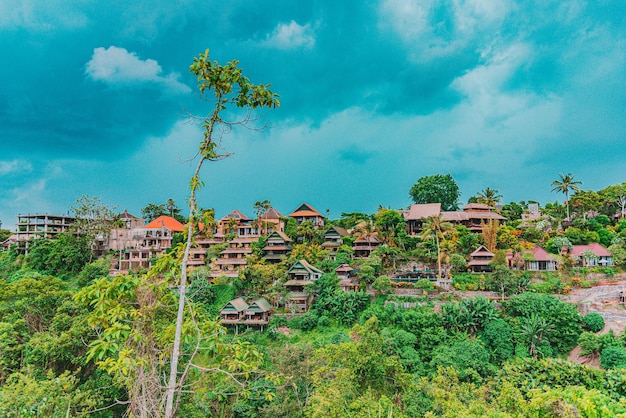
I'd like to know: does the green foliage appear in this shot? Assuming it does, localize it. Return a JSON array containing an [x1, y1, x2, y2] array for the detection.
[[0, 369, 101, 417], [440, 297, 498, 335], [25, 234, 91, 278], [601, 346, 626, 370], [545, 235, 573, 254], [188, 279, 217, 306], [479, 319, 515, 365], [371, 275, 392, 295], [76, 257, 111, 287], [504, 292, 582, 355], [409, 174, 460, 211], [583, 312, 605, 333], [430, 337, 494, 381]]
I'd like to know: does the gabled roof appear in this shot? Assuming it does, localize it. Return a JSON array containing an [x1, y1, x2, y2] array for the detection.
[[220, 210, 250, 221], [335, 263, 354, 273], [325, 225, 348, 237], [288, 259, 324, 275], [246, 298, 271, 312], [525, 246, 557, 261], [143, 215, 185, 232], [463, 203, 495, 211], [354, 234, 381, 244], [119, 209, 139, 219], [265, 230, 292, 242], [220, 297, 249, 313], [261, 208, 283, 219], [405, 203, 442, 220], [571, 243, 611, 257], [289, 203, 326, 218], [470, 245, 494, 257]]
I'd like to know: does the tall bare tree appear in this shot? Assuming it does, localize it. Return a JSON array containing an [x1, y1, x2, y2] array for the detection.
[[164, 50, 279, 418]]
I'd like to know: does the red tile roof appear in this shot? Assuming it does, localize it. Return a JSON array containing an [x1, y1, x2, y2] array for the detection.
[[143, 215, 185, 232], [571, 243, 611, 257]]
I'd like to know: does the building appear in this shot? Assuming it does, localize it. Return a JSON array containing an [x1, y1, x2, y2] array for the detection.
[[289, 203, 326, 228], [220, 297, 272, 332], [220, 297, 249, 333], [212, 237, 254, 278], [322, 226, 349, 259], [121, 215, 185, 271], [352, 234, 382, 258], [15, 213, 76, 253], [569, 243, 613, 267], [468, 245, 495, 273], [508, 246, 559, 271], [404, 203, 507, 235], [262, 230, 292, 263], [284, 260, 324, 312]]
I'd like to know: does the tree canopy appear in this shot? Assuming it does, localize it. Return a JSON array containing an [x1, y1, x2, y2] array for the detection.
[[409, 174, 460, 211]]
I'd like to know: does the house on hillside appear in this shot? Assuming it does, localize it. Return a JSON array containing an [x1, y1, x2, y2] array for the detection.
[[259, 207, 285, 234], [220, 297, 249, 333], [217, 210, 258, 237], [211, 237, 254, 278], [15, 213, 76, 254], [443, 204, 507, 233], [568, 243, 613, 267], [508, 246, 559, 271], [352, 234, 382, 258], [284, 260, 324, 312], [468, 245, 495, 273], [243, 298, 271, 330], [263, 230, 292, 263], [322, 225, 349, 259], [123, 215, 185, 271], [404, 203, 507, 235], [289, 203, 326, 228], [336, 264, 359, 292], [404, 203, 442, 235]]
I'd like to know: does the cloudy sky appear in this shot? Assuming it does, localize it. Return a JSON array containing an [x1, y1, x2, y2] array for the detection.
[[1, 1, 625, 229]]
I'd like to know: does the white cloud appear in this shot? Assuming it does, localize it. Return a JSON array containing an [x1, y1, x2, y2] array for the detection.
[[85, 46, 191, 93], [263, 21, 316, 50], [0, 160, 32, 176], [452, 0, 511, 34], [0, 0, 88, 30], [379, 0, 433, 42]]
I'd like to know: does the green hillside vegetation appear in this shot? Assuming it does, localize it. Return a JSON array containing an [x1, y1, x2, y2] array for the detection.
[[2, 218, 626, 417], [2, 48, 626, 416]]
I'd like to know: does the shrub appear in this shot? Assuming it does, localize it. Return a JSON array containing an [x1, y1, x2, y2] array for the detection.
[[415, 279, 434, 291], [317, 315, 330, 328], [601, 346, 626, 370], [583, 313, 605, 333]]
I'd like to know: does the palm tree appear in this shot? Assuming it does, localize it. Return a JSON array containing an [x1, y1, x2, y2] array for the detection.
[[253, 199, 271, 235], [551, 173, 582, 221], [519, 313, 554, 358], [477, 187, 503, 208], [420, 214, 453, 282]]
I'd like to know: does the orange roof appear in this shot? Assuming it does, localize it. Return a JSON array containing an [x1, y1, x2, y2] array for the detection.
[[289, 202, 325, 218], [143, 215, 185, 232], [290, 210, 323, 217]]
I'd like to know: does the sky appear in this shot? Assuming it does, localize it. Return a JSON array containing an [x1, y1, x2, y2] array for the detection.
[[1, 0, 625, 230]]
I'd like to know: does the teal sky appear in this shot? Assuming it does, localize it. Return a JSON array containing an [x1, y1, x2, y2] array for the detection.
[[1, 1, 625, 228]]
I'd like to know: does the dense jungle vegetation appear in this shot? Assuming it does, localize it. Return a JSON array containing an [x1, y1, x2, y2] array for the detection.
[[2, 195, 626, 417]]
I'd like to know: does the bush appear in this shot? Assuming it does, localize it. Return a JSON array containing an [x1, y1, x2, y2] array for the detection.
[[415, 279, 434, 291], [317, 315, 330, 328], [601, 346, 626, 370], [583, 313, 605, 333], [297, 311, 319, 331]]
